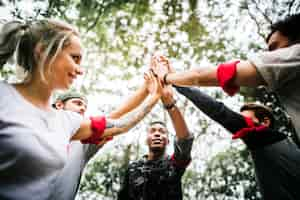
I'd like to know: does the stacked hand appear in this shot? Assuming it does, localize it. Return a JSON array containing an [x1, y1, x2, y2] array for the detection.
[[145, 55, 175, 105], [144, 69, 163, 99], [150, 55, 174, 83]]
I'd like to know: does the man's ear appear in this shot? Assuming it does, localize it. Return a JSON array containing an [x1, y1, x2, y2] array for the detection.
[[262, 117, 271, 127], [54, 100, 65, 110], [165, 136, 170, 145]]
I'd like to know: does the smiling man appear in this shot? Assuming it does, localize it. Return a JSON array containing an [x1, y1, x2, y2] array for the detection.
[[54, 91, 88, 116], [118, 86, 194, 200]]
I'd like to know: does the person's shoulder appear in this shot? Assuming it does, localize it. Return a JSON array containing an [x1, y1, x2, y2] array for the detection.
[[127, 158, 145, 169], [55, 109, 83, 120], [0, 81, 14, 104], [0, 81, 10, 89], [128, 159, 144, 166], [53, 109, 83, 136]]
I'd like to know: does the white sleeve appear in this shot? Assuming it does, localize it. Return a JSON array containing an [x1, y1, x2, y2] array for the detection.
[[60, 110, 83, 138]]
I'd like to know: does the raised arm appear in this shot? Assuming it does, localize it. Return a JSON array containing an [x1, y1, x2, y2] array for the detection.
[[161, 85, 193, 163], [152, 56, 265, 88], [108, 59, 159, 119], [102, 94, 159, 137], [175, 86, 246, 133], [108, 81, 148, 119], [161, 85, 190, 140], [71, 71, 162, 141]]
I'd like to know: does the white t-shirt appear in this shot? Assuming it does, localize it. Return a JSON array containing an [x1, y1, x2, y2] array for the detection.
[[53, 142, 99, 200], [0, 81, 83, 200], [249, 44, 300, 140]]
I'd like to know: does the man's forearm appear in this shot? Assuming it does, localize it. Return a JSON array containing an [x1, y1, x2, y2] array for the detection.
[[165, 61, 265, 88], [165, 68, 219, 87], [169, 105, 194, 162], [167, 105, 190, 140], [160, 86, 190, 139], [102, 94, 160, 137], [175, 86, 246, 133], [162, 93, 193, 162]]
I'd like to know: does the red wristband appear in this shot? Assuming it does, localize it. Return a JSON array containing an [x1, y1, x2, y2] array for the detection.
[[217, 60, 240, 96], [81, 116, 106, 144], [232, 116, 267, 139]]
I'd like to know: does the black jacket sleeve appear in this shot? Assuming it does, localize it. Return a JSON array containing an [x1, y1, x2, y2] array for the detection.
[[175, 86, 247, 133], [175, 86, 287, 149], [117, 168, 131, 200]]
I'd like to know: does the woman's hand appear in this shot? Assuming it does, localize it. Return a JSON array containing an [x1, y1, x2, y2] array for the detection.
[[144, 69, 163, 98], [144, 71, 155, 94]]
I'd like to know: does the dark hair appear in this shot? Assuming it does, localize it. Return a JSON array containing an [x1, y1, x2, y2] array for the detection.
[[240, 103, 274, 128], [0, 19, 79, 82], [266, 13, 300, 45]]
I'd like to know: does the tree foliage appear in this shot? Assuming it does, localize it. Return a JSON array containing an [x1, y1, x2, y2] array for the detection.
[[182, 146, 261, 199], [0, 0, 298, 200]]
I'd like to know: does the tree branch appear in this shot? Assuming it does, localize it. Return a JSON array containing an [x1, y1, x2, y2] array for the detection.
[[248, 0, 272, 24], [246, 5, 267, 39], [85, 4, 103, 34], [288, 0, 296, 15]]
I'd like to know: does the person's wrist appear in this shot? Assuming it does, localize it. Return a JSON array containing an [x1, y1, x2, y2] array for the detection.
[[151, 93, 161, 101], [163, 99, 176, 110], [161, 95, 173, 105], [163, 73, 169, 85]]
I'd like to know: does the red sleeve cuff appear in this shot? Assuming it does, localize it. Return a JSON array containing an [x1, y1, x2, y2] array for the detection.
[[170, 153, 191, 168], [81, 116, 106, 144], [217, 60, 240, 96], [232, 116, 267, 139], [243, 116, 255, 127]]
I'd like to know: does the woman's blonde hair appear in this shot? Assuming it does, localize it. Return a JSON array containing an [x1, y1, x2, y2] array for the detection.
[[0, 19, 79, 82]]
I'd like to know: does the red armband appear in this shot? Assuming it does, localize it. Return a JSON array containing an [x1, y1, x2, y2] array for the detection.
[[101, 136, 114, 143], [105, 136, 114, 141], [232, 116, 267, 139], [94, 136, 114, 146], [217, 60, 240, 96], [81, 116, 106, 145]]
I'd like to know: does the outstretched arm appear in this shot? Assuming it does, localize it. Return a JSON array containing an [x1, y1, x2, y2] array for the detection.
[[102, 94, 159, 137], [175, 86, 247, 133], [151, 55, 265, 90], [72, 72, 162, 141], [162, 61, 265, 87], [108, 81, 148, 119], [109, 58, 159, 119]]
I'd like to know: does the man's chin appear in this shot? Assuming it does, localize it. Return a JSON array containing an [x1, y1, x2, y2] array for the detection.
[[150, 146, 165, 153]]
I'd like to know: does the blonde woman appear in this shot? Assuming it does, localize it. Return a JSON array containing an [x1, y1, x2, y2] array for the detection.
[[0, 19, 162, 200]]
